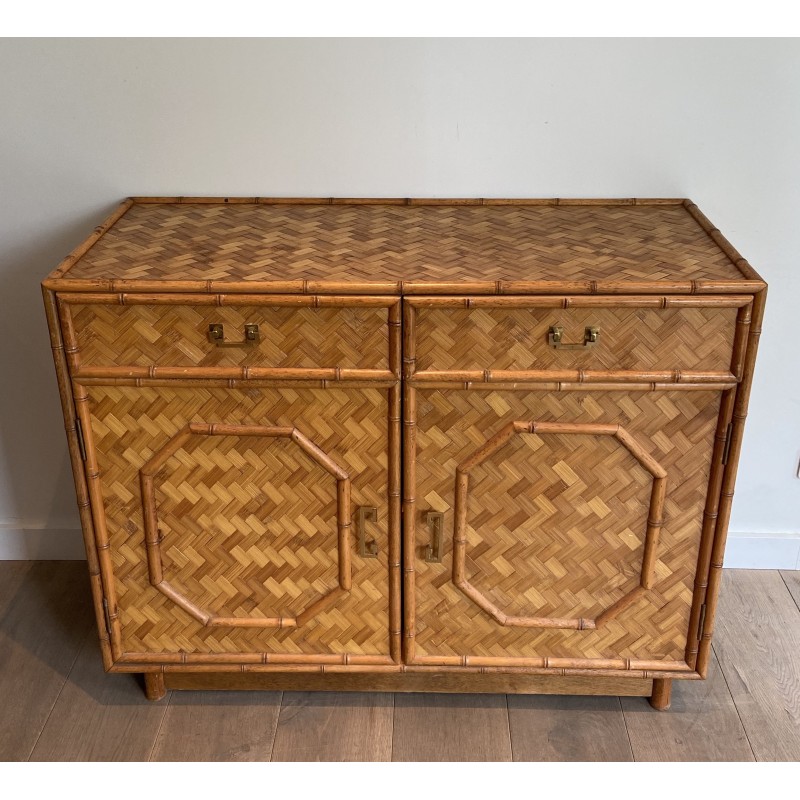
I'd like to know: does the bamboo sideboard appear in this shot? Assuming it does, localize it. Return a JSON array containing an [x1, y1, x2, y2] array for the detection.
[[42, 197, 766, 709]]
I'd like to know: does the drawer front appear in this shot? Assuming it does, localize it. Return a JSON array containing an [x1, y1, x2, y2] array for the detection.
[[411, 298, 746, 376], [76, 385, 398, 664], [407, 387, 725, 670], [59, 294, 397, 373]]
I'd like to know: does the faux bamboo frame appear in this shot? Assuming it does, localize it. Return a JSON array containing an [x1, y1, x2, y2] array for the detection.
[[41, 197, 766, 708]]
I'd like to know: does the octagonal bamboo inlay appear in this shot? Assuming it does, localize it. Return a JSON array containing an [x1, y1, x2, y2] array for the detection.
[[452, 420, 667, 630], [139, 422, 352, 628]]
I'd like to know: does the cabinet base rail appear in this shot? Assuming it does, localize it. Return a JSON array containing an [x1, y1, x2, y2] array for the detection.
[[138, 671, 675, 702]]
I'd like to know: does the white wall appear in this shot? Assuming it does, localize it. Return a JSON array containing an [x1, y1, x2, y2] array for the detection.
[[1, 38, 798, 565]]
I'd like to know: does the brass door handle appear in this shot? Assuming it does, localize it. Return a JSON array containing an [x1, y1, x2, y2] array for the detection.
[[356, 506, 378, 558], [424, 511, 444, 563], [548, 325, 599, 350], [208, 323, 260, 346]]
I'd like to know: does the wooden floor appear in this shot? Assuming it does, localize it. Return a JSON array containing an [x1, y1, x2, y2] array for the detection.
[[1, 562, 799, 761]]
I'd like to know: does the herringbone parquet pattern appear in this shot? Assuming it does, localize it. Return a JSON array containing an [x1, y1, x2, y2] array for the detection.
[[414, 306, 737, 373], [86, 386, 391, 656], [412, 389, 721, 663], [66, 203, 742, 284], [72, 303, 389, 370]]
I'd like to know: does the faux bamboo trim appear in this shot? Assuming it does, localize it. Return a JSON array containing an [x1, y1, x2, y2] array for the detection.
[[295, 590, 343, 628], [402, 383, 417, 662], [140, 426, 193, 477], [406, 295, 753, 309], [57, 292, 399, 308], [45, 276, 764, 296], [57, 299, 80, 372], [140, 474, 163, 584], [155, 581, 212, 625], [409, 654, 692, 672], [406, 664, 694, 679], [337, 480, 352, 591], [399, 281, 761, 296], [595, 587, 648, 629], [70, 377, 737, 392], [388, 300, 401, 378], [411, 369, 738, 385], [75, 378, 398, 390], [207, 616, 297, 629], [696, 287, 767, 676], [730, 302, 753, 381], [388, 382, 402, 663], [639, 478, 667, 587], [410, 380, 739, 393], [73, 366, 396, 382], [70, 380, 123, 659], [47, 278, 405, 296], [47, 199, 133, 280], [116, 664, 698, 681], [127, 196, 688, 207], [41, 288, 113, 668], [614, 428, 668, 478], [683, 200, 766, 284], [116, 652, 395, 666], [685, 389, 735, 668]]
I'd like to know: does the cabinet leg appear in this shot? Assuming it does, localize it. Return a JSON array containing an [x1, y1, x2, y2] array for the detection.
[[144, 672, 167, 701], [648, 678, 672, 711]]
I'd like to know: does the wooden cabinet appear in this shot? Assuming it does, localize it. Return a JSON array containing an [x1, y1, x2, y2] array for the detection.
[[42, 198, 765, 708]]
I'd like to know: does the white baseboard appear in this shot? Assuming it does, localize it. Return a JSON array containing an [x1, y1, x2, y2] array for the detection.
[[722, 532, 800, 570], [0, 525, 86, 560], [1, 525, 799, 568]]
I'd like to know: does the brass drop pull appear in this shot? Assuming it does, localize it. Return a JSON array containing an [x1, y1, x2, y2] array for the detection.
[[356, 506, 379, 558], [548, 325, 600, 350], [424, 511, 444, 563], [208, 323, 260, 347]]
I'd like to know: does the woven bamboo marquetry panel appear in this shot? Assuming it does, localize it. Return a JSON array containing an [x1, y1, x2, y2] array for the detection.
[[84, 385, 392, 657], [65, 202, 744, 285], [67, 302, 390, 371], [410, 389, 721, 665], [414, 306, 738, 374]]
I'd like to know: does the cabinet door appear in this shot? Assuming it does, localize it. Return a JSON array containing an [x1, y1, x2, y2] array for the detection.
[[406, 388, 726, 673], [76, 384, 399, 668]]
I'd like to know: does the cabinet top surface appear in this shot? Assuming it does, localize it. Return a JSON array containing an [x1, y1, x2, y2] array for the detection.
[[47, 198, 762, 294]]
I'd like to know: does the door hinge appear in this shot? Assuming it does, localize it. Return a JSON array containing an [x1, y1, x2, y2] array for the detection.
[[75, 417, 87, 462], [102, 597, 113, 637], [721, 423, 733, 466], [697, 603, 707, 641]]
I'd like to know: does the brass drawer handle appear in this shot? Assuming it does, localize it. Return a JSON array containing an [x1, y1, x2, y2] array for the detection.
[[356, 506, 379, 558], [424, 511, 444, 563], [208, 323, 260, 347], [548, 325, 600, 350]]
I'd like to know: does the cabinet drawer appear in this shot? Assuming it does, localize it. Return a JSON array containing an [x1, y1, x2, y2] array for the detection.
[[410, 297, 750, 378], [59, 294, 398, 375]]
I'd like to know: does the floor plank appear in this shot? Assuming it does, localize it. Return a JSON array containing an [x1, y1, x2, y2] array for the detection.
[[29, 630, 169, 761], [780, 570, 800, 611], [621, 649, 753, 761], [271, 691, 393, 761], [151, 690, 282, 761], [508, 694, 632, 761], [713, 569, 800, 761], [0, 561, 32, 612], [0, 561, 95, 760], [392, 693, 511, 762]]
